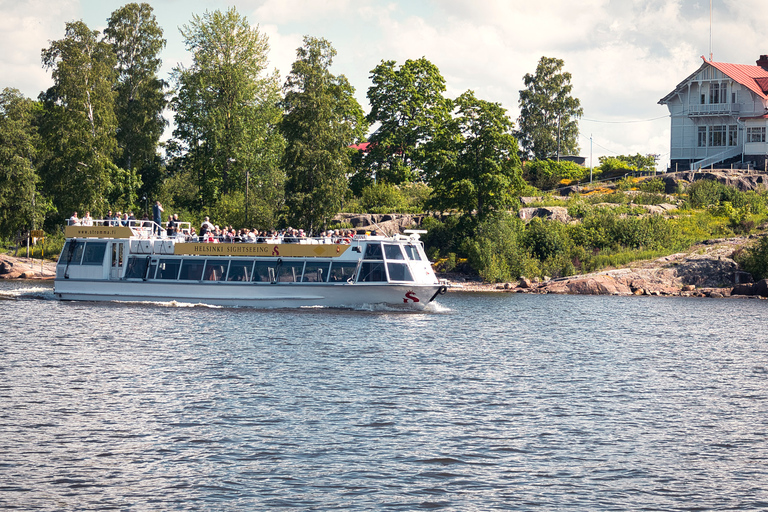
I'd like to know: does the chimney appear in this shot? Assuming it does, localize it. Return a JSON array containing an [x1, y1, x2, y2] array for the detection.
[[757, 55, 768, 70]]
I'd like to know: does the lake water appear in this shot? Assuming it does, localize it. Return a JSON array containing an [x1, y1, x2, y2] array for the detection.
[[2, 280, 767, 511]]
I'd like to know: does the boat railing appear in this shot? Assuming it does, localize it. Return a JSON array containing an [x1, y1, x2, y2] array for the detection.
[[66, 218, 193, 239]]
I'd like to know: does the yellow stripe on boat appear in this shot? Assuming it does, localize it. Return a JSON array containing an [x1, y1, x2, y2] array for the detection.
[[173, 243, 351, 258]]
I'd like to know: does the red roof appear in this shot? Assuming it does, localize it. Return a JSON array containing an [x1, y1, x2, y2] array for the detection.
[[707, 60, 768, 99], [349, 142, 371, 152]]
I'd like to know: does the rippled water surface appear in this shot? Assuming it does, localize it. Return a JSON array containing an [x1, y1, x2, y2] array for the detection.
[[2, 280, 768, 510]]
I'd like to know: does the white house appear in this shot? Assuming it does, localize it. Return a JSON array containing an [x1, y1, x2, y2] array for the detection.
[[659, 54, 768, 171]]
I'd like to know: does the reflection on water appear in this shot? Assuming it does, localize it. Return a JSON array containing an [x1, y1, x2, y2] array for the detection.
[[1, 281, 767, 510]]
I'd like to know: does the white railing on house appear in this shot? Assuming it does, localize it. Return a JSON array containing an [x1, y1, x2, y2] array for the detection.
[[687, 103, 741, 116], [689, 146, 743, 170]]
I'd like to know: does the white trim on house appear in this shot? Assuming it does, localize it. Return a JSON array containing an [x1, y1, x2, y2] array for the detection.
[[659, 56, 768, 170]]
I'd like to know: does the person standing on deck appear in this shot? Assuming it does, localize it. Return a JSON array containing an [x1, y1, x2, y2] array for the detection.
[[152, 201, 164, 236]]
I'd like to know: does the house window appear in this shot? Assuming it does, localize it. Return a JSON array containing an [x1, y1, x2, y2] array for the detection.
[[747, 127, 766, 143], [709, 83, 720, 104], [700, 94, 706, 105], [698, 126, 707, 147], [728, 125, 738, 146], [709, 125, 726, 147]]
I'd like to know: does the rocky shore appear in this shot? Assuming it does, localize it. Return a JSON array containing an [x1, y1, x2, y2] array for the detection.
[[0, 254, 56, 280], [442, 235, 768, 299], [3, 235, 768, 299]]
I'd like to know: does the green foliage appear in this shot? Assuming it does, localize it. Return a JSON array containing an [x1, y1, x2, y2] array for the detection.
[[171, 7, 284, 215], [425, 90, 523, 220], [281, 36, 367, 233], [523, 159, 589, 190], [734, 236, 768, 280], [363, 58, 451, 185], [462, 214, 538, 282], [0, 89, 43, 238], [39, 20, 119, 222], [360, 182, 408, 213], [517, 56, 582, 160], [598, 154, 657, 176], [105, 3, 167, 198], [637, 177, 665, 193]]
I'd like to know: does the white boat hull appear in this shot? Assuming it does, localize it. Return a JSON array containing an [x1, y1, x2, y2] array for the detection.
[[54, 279, 445, 310]]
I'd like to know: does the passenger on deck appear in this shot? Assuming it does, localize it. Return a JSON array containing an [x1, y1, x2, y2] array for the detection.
[[166, 214, 177, 236], [81, 211, 93, 226], [152, 201, 164, 236], [200, 217, 214, 240], [69, 212, 79, 225]]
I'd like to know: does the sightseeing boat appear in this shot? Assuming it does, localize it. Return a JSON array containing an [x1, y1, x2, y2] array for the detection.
[[53, 221, 447, 310]]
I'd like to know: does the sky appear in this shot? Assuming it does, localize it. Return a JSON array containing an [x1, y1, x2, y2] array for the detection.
[[2, 0, 768, 171]]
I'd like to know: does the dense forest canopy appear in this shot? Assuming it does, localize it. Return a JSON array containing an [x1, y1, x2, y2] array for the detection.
[[2, 3, 586, 237], [14, 4, 757, 285]]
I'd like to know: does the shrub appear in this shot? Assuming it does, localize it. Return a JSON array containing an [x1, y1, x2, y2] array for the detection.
[[638, 177, 665, 193], [733, 236, 768, 280], [523, 160, 589, 191], [360, 182, 408, 213], [462, 213, 538, 282]]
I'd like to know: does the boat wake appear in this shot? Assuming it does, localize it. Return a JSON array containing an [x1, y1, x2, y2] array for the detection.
[[0, 285, 56, 301]]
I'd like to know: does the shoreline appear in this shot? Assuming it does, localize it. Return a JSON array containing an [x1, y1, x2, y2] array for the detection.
[[3, 235, 765, 298], [440, 235, 766, 299]]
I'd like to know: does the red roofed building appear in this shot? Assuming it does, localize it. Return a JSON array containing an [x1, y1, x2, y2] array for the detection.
[[659, 54, 768, 170]]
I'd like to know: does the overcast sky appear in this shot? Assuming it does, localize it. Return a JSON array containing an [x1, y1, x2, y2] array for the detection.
[[3, 0, 767, 170]]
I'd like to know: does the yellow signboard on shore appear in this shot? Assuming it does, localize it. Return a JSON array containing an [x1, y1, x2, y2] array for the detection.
[[65, 226, 134, 238], [173, 242, 350, 258], [31, 230, 45, 237]]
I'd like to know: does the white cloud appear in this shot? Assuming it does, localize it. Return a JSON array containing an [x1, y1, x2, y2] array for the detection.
[[0, 0, 78, 98], [3, 0, 767, 169]]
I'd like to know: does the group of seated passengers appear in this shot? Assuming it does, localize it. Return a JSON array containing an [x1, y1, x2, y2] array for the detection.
[[68, 210, 142, 227], [196, 223, 359, 244]]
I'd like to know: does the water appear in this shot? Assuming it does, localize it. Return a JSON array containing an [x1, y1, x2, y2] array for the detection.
[[2, 280, 767, 510]]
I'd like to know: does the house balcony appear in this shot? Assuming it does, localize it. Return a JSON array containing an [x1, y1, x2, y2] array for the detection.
[[687, 103, 740, 117]]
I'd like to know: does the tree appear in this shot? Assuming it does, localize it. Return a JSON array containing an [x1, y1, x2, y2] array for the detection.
[[517, 57, 582, 160], [171, 7, 284, 224], [280, 36, 366, 233], [104, 2, 168, 199], [361, 58, 451, 186], [426, 90, 523, 220], [39, 20, 124, 220], [0, 88, 46, 238]]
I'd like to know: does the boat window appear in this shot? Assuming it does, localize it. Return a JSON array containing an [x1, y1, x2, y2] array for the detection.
[[302, 262, 330, 282], [61, 240, 84, 266], [387, 262, 414, 282], [277, 262, 304, 282], [252, 261, 278, 282], [156, 259, 181, 280], [358, 261, 387, 282], [363, 243, 382, 260], [124, 257, 149, 279], [403, 244, 422, 261], [227, 260, 254, 282], [383, 244, 405, 260], [179, 259, 205, 280], [82, 242, 107, 265], [204, 261, 228, 281], [328, 262, 358, 282]]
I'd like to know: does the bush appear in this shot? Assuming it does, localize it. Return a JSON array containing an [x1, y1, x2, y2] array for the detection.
[[638, 177, 665, 193], [733, 236, 768, 280], [523, 160, 589, 191], [360, 182, 408, 213], [462, 213, 538, 282]]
